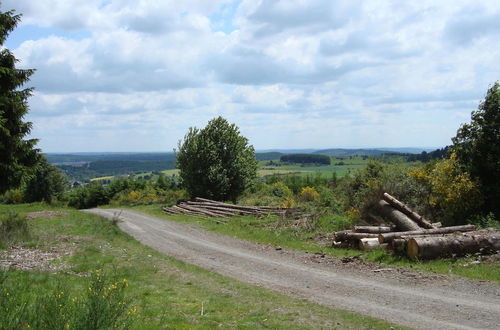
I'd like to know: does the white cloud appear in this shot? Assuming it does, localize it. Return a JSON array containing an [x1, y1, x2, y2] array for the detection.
[[1, 0, 499, 151]]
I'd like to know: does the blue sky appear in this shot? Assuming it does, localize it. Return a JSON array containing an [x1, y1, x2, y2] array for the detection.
[[2, 0, 500, 152]]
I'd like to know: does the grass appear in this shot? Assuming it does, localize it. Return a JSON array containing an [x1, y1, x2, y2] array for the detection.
[[134, 205, 500, 283], [0, 203, 400, 329]]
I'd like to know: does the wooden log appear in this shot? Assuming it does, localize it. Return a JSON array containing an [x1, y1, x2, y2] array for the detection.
[[432, 222, 442, 228], [172, 205, 203, 217], [344, 232, 379, 240], [378, 225, 476, 243], [354, 226, 394, 234], [184, 202, 255, 215], [334, 230, 352, 241], [193, 197, 290, 214], [391, 238, 407, 254], [178, 204, 228, 217], [377, 200, 421, 231], [163, 207, 181, 215], [407, 232, 500, 259], [382, 193, 435, 229], [359, 238, 389, 251]]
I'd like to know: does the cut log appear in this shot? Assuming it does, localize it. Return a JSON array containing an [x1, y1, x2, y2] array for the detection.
[[344, 232, 380, 240], [359, 238, 388, 251], [354, 226, 394, 234], [391, 238, 407, 254], [407, 232, 500, 259], [334, 230, 352, 241], [378, 225, 476, 243], [432, 222, 442, 228], [382, 193, 435, 229], [172, 205, 203, 217], [178, 204, 229, 217], [377, 200, 421, 231]]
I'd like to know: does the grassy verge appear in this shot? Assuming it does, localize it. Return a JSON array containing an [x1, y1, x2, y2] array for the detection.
[[0, 203, 400, 329], [133, 205, 500, 283]]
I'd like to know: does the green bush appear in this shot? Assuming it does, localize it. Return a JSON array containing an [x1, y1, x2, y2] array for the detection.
[[0, 212, 29, 246], [0, 270, 134, 329]]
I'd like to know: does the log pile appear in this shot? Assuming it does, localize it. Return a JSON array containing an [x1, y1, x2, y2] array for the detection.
[[163, 197, 299, 218], [332, 192, 500, 259]]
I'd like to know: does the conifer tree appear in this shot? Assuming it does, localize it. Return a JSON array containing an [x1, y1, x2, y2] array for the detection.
[[0, 9, 40, 194]]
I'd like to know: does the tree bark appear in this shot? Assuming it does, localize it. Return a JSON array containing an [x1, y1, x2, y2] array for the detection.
[[382, 193, 435, 229], [407, 232, 500, 259], [377, 200, 421, 231], [354, 226, 394, 233], [378, 225, 476, 243]]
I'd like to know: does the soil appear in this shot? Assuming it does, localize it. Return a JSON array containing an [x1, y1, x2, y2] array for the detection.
[[0, 244, 72, 272], [26, 210, 67, 220], [85, 208, 500, 330]]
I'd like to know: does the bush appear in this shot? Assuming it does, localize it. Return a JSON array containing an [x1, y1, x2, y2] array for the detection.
[[0, 270, 134, 329], [408, 154, 483, 225], [0, 212, 29, 246], [1, 189, 24, 204], [299, 187, 320, 202]]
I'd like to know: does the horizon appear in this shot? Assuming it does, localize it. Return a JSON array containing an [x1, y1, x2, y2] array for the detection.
[[43, 146, 440, 155], [3, 1, 499, 152]]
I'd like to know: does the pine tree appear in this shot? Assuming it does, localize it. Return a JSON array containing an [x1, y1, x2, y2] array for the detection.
[[0, 9, 40, 194]]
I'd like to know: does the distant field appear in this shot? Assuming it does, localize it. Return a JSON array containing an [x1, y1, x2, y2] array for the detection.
[[90, 176, 114, 182]]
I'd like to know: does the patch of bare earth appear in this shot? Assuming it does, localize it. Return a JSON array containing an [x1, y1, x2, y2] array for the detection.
[[26, 210, 67, 220], [0, 236, 76, 272]]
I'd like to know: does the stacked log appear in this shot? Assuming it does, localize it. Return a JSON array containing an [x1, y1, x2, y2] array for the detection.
[[331, 192, 500, 259], [163, 197, 299, 218]]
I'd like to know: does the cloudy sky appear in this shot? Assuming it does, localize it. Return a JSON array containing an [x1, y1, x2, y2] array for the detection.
[[2, 0, 500, 152]]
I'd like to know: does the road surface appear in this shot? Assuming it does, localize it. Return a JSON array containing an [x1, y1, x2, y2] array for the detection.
[[84, 208, 500, 329]]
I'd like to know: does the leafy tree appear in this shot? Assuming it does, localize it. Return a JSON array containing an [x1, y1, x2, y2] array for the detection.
[[452, 82, 500, 218], [0, 9, 40, 194], [24, 158, 67, 203], [176, 116, 258, 201]]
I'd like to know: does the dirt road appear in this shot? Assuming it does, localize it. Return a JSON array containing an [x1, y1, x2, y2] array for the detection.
[[84, 209, 500, 329]]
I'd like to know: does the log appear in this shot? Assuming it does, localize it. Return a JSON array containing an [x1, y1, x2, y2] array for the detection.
[[334, 230, 352, 241], [382, 193, 435, 229], [193, 197, 289, 214], [178, 204, 228, 217], [407, 232, 500, 259], [391, 238, 407, 254], [377, 200, 421, 231], [172, 205, 203, 217], [184, 202, 256, 215], [344, 232, 379, 240], [378, 225, 476, 243], [358, 238, 388, 251], [354, 226, 394, 234]]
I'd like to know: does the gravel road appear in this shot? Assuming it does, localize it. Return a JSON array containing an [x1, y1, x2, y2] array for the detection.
[[84, 208, 500, 329]]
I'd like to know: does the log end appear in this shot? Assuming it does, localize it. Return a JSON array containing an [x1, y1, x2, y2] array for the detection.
[[407, 238, 419, 259]]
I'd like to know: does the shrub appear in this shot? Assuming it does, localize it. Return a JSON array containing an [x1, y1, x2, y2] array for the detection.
[[1, 189, 24, 204], [299, 186, 320, 202], [0, 212, 29, 245], [0, 269, 134, 329], [408, 154, 483, 225]]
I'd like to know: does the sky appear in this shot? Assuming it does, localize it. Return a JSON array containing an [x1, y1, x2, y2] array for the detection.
[[2, 0, 500, 153]]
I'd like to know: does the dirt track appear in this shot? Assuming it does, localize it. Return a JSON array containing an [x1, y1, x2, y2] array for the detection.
[[84, 209, 500, 329]]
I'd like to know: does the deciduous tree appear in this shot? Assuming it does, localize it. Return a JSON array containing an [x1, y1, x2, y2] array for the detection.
[[452, 82, 500, 219], [176, 117, 258, 201]]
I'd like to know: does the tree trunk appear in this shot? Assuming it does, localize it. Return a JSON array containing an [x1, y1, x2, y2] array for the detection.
[[377, 200, 421, 231], [177, 204, 228, 217], [407, 232, 500, 259], [354, 226, 394, 233], [358, 238, 388, 251], [378, 225, 476, 243], [391, 238, 407, 254], [382, 193, 435, 229]]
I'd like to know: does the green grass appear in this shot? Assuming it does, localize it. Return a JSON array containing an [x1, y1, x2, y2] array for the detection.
[[0, 203, 399, 329], [134, 205, 500, 283]]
